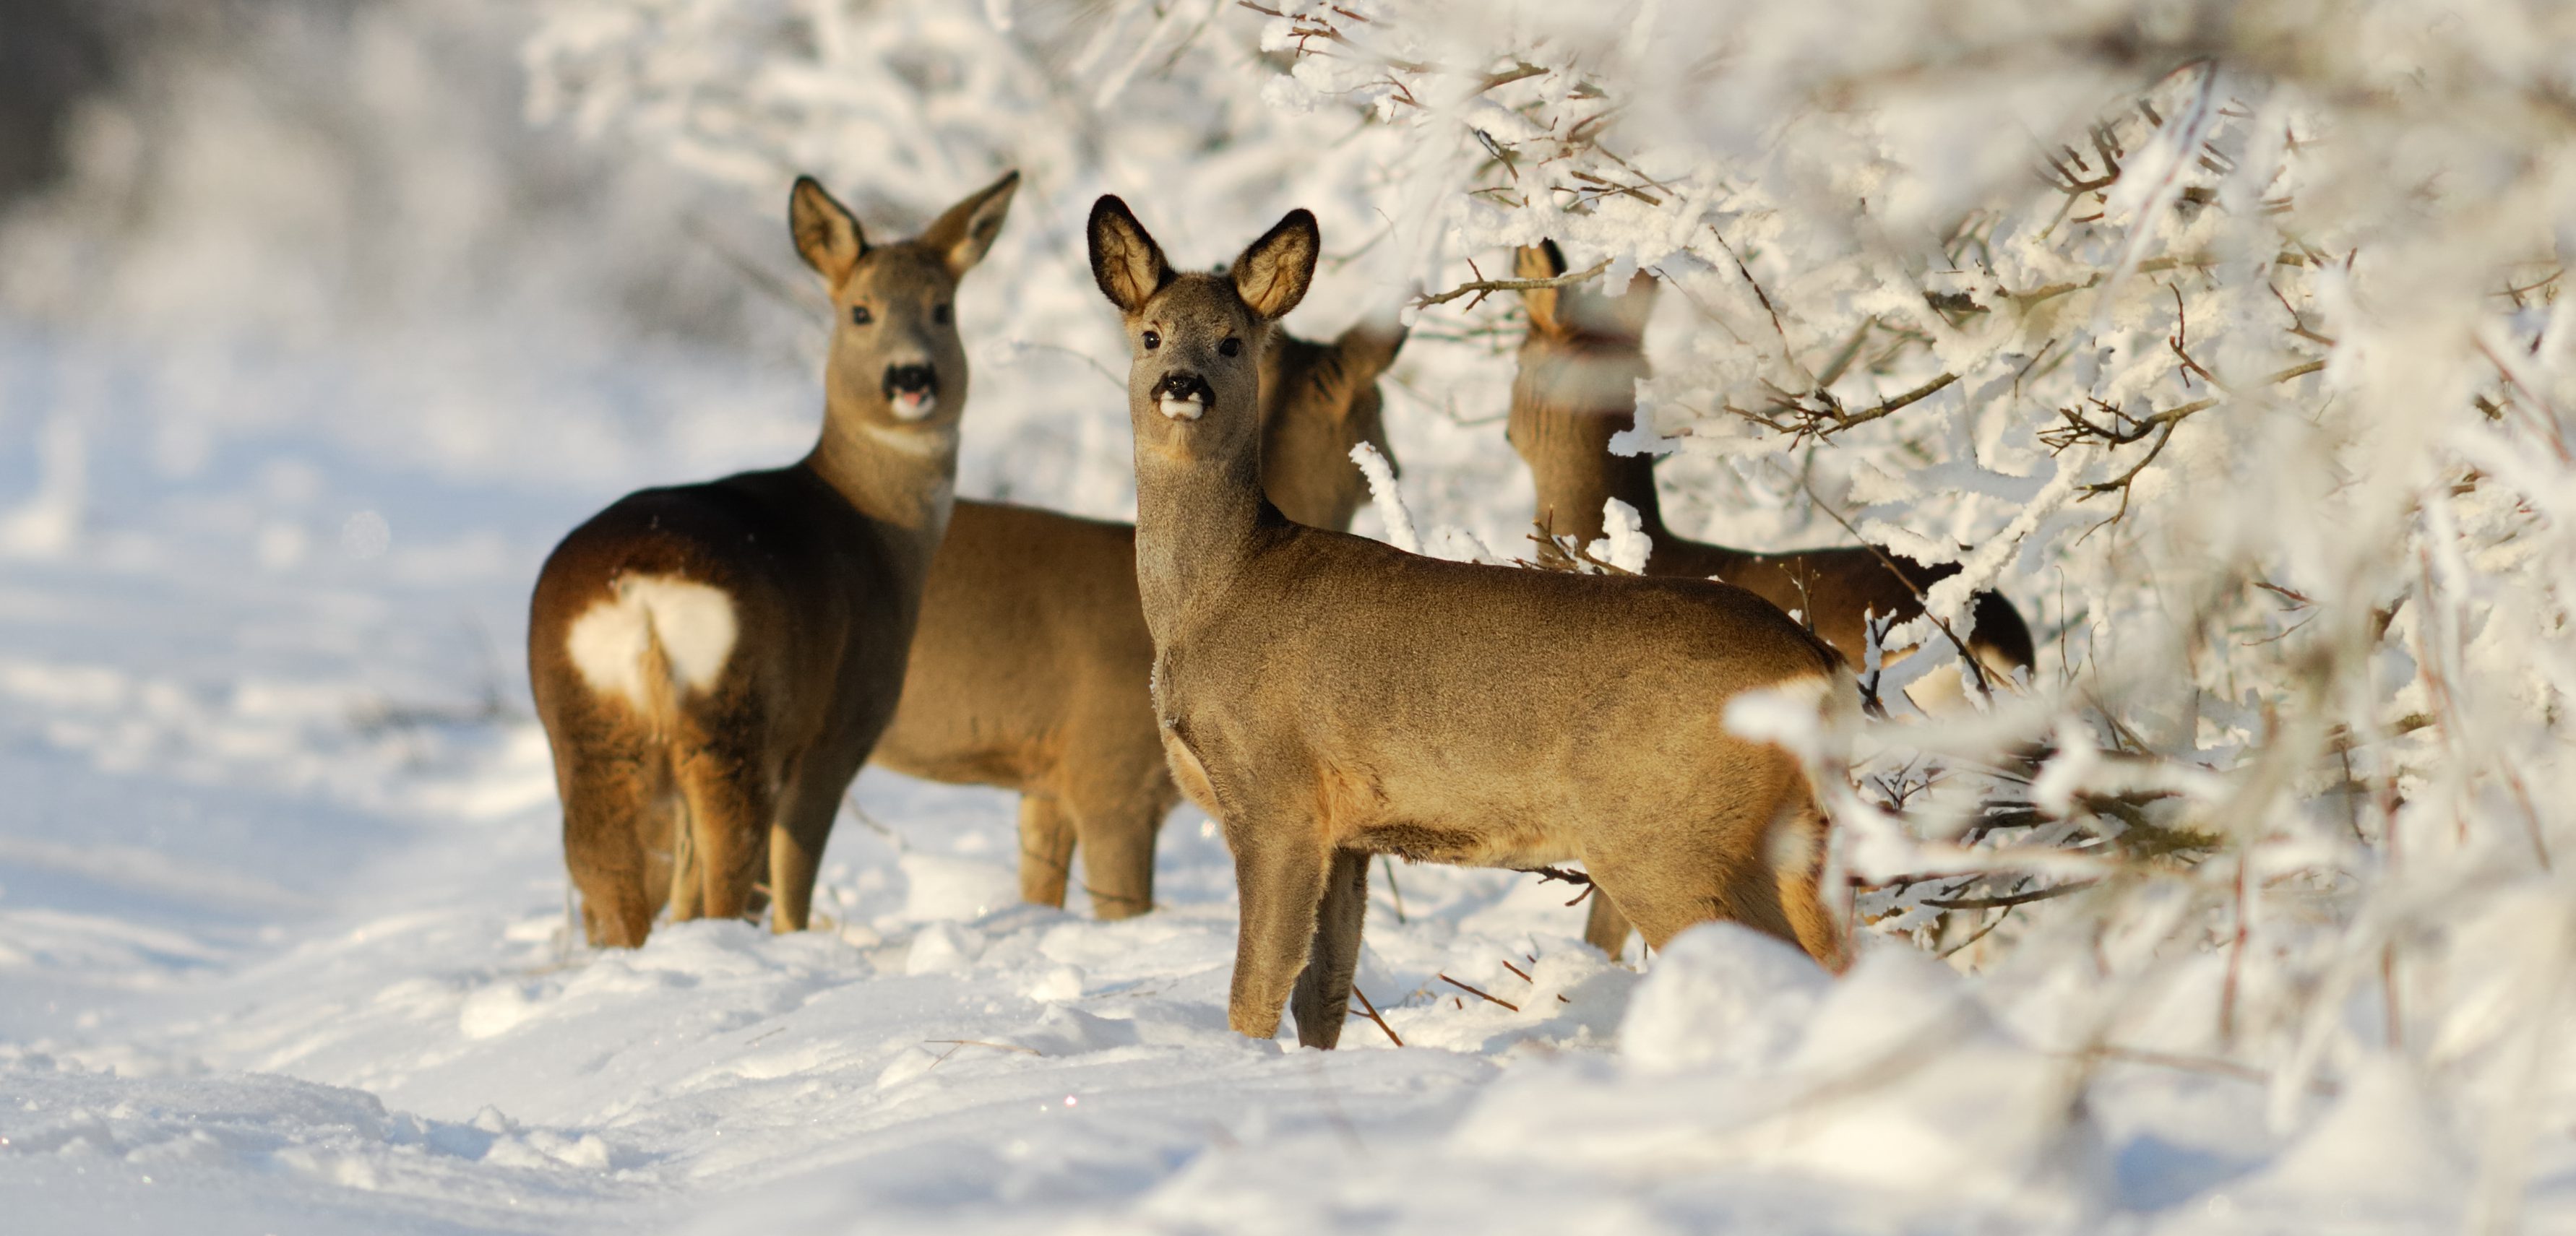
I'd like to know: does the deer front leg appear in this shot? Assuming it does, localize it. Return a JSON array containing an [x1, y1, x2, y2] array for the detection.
[[766, 756, 858, 933], [1288, 848, 1370, 1049], [1225, 813, 1331, 1042]]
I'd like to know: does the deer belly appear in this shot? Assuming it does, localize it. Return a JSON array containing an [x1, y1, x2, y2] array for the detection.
[[1346, 816, 1580, 869]]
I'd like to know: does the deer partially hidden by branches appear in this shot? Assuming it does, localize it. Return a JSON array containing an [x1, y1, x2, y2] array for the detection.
[[1091, 196, 1851, 1048], [1505, 241, 2036, 956], [529, 171, 1019, 946], [869, 318, 1408, 919]]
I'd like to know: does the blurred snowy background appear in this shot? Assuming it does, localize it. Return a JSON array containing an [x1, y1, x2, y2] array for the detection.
[[3, 1, 2574, 1232]]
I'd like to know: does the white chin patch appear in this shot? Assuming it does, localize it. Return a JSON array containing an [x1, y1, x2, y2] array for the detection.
[[891, 392, 938, 420], [1158, 396, 1206, 422]]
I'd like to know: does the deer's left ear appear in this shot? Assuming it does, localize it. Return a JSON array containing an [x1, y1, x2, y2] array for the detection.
[[1332, 312, 1409, 383], [921, 169, 1020, 278], [1233, 209, 1319, 321]]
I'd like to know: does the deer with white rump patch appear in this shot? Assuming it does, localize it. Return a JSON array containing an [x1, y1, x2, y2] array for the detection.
[[869, 318, 1407, 918], [1089, 196, 1852, 1047], [1504, 241, 2036, 956], [529, 171, 1019, 947]]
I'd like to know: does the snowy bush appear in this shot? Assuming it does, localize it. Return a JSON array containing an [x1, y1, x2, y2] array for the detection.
[[525, 0, 2576, 1219]]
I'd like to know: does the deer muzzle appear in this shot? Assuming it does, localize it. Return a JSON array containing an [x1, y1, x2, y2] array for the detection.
[[1151, 371, 1213, 421], [883, 363, 940, 420]]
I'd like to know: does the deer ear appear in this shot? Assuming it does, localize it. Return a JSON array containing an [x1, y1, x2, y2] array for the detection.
[[1515, 241, 1567, 336], [921, 169, 1020, 278], [1332, 312, 1409, 383], [1614, 269, 1663, 337], [1088, 195, 1172, 314], [791, 176, 867, 286], [1233, 209, 1318, 321]]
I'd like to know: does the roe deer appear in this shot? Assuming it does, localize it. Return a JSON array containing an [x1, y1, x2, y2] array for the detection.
[[1505, 241, 2035, 956], [529, 170, 1019, 947], [1089, 196, 1852, 1048], [868, 319, 1408, 919]]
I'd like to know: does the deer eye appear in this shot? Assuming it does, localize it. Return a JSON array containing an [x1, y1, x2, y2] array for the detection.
[[850, 305, 874, 326], [933, 303, 952, 326], [1142, 329, 1161, 350], [1219, 337, 1242, 358]]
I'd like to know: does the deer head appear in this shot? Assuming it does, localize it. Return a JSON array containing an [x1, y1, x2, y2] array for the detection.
[[1087, 195, 1319, 469], [793, 170, 1020, 433], [1260, 316, 1409, 528], [1505, 239, 1663, 542]]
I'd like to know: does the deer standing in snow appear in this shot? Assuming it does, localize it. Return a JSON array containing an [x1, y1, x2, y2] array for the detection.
[[1090, 196, 1851, 1047], [869, 319, 1407, 918], [1505, 242, 2035, 956], [528, 171, 1019, 946]]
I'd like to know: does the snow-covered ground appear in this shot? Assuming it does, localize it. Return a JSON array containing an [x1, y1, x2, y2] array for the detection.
[[3, 317, 2568, 1236], [7, 1, 2576, 1227]]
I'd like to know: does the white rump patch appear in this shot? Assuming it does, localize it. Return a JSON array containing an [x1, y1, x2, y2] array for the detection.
[[565, 574, 738, 710], [1158, 394, 1206, 421]]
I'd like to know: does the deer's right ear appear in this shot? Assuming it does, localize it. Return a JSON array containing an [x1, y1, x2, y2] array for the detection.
[[1515, 242, 1566, 336], [791, 176, 867, 286], [1088, 195, 1171, 314]]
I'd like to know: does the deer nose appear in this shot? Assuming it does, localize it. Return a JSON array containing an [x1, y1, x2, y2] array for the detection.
[[882, 364, 939, 420], [1151, 371, 1213, 421]]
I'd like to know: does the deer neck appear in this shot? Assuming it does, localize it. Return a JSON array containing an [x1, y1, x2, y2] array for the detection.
[[1132, 438, 1270, 647], [1513, 343, 1671, 546], [800, 392, 960, 541]]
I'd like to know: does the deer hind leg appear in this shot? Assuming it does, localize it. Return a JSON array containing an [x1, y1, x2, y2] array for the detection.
[[1015, 794, 1077, 909], [1288, 848, 1370, 1049], [671, 741, 775, 925], [1769, 802, 1848, 971], [766, 754, 859, 933], [1581, 895, 1636, 962], [663, 792, 702, 922], [1065, 751, 1175, 920], [1073, 795, 1165, 920], [556, 735, 664, 948]]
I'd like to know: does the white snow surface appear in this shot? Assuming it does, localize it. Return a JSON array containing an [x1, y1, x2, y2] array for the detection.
[[1, 322, 2567, 1235]]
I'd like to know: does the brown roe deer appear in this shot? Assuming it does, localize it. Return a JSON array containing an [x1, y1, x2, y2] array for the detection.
[[1090, 196, 1851, 1048], [1504, 241, 2035, 955], [869, 319, 1407, 919], [528, 172, 1018, 946]]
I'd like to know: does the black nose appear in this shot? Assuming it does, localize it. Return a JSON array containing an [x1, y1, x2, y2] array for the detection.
[[883, 365, 937, 398], [1151, 371, 1213, 407]]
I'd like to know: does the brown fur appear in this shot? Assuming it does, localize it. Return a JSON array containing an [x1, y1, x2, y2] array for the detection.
[[869, 320, 1405, 918], [1507, 241, 2034, 956], [1090, 196, 1850, 1049], [529, 171, 1019, 947]]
